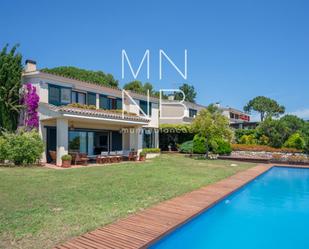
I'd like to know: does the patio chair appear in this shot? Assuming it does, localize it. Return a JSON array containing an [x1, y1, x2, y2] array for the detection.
[[109, 151, 119, 163], [98, 151, 109, 164], [128, 151, 138, 161], [71, 152, 89, 166], [116, 151, 123, 162], [49, 150, 56, 164]]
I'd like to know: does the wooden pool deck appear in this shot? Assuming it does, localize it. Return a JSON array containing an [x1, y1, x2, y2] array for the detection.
[[55, 164, 301, 249]]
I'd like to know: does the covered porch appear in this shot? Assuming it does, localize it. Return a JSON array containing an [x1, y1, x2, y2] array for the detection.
[[39, 104, 150, 166]]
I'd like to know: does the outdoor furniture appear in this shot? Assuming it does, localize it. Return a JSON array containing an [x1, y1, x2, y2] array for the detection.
[[116, 151, 123, 162], [128, 151, 138, 161], [71, 152, 89, 166], [49, 150, 56, 164], [109, 151, 119, 163], [96, 151, 110, 164]]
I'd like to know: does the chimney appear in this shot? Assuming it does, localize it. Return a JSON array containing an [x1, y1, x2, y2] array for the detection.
[[25, 59, 37, 72]]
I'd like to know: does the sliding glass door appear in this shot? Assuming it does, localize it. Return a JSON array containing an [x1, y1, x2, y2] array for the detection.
[[69, 131, 89, 154], [93, 132, 109, 155], [69, 130, 119, 155]]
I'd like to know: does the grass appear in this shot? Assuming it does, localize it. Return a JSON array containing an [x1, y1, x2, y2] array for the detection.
[[0, 154, 256, 249]]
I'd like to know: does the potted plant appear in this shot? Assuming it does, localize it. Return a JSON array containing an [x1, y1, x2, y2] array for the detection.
[[61, 154, 72, 168], [139, 151, 146, 161]]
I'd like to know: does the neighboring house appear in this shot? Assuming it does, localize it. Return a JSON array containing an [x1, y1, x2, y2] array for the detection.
[[159, 99, 206, 125], [22, 60, 159, 166], [221, 106, 258, 129], [159, 100, 251, 127], [221, 106, 250, 124]]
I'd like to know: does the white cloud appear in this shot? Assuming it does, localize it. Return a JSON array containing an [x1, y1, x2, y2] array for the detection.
[[289, 109, 309, 120]]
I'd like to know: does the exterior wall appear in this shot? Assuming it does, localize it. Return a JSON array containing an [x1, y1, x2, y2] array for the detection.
[[159, 102, 206, 125], [22, 72, 160, 130], [56, 118, 68, 166], [222, 108, 250, 124]]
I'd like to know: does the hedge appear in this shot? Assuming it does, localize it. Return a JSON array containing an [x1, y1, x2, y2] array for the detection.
[[231, 144, 302, 153], [142, 148, 161, 153]]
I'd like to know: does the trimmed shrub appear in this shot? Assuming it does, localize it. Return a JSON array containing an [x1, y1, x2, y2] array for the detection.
[[179, 140, 193, 153], [239, 134, 257, 145], [231, 144, 302, 153], [211, 139, 232, 155], [142, 148, 161, 153], [139, 151, 146, 157], [193, 135, 206, 154], [61, 154, 72, 161], [235, 129, 256, 143], [4, 129, 44, 165], [0, 136, 8, 162], [283, 133, 305, 150], [258, 135, 269, 145]]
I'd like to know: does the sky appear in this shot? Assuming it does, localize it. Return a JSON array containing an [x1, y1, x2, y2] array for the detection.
[[1, 0, 309, 120]]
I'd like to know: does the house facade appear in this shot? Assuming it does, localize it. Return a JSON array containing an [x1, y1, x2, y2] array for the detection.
[[22, 60, 159, 166], [159, 100, 206, 125]]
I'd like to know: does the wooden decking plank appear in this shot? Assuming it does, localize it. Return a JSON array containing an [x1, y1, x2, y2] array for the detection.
[[94, 228, 146, 245], [75, 237, 113, 249], [66, 239, 99, 249], [106, 223, 158, 238], [99, 226, 152, 242], [84, 232, 137, 249]]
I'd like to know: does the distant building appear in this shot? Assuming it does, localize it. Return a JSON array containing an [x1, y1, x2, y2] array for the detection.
[[159, 99, 206, 125], [159, 100, 252, 127]]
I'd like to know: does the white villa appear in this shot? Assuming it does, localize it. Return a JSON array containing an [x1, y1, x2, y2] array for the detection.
[[22, 60, 159, 166]]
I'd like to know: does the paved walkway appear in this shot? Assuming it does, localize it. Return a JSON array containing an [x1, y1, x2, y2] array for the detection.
[[55, 164, 275, 249]]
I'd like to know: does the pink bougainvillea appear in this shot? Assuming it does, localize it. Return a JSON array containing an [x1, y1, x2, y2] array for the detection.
[[23, 83, 40, 129]]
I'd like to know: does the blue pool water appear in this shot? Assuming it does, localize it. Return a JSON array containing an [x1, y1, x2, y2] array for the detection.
[[149, 167, 309, 249]]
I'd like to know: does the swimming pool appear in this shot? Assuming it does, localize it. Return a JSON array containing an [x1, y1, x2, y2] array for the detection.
[[149, 167, 309, 249]]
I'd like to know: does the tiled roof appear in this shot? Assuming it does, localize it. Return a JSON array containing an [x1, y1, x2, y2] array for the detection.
[[35, 70, 160, 102], [46, 104, 150, 123]]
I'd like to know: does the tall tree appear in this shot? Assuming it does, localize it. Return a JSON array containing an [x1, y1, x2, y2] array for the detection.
[[123, 80, 144, 93], [244, 96, 285, 121], [191, 105, 232, 157], [41, 66, 119, 87], [143, 82, 154, 95], [174, 83, 197, 103], [123, 81, 157, 95], [0, 44, 22, 131]]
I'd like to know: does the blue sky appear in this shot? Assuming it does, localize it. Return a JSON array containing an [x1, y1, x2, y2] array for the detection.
[[1, 0, 309, 119]]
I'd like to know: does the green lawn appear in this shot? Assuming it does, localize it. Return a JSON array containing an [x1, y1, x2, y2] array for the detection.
[[0, 154, 256, 249]]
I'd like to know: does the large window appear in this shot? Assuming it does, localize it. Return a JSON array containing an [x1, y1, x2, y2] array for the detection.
[[99, 95, 109, 109], [69, 131, 88, 154], [61, 88, 71, 104], [69, 130, 122, 155], [72, 91, 86, 105], [49, 85, 60, 105], [87, 92, 96, 106], [112, 131, 122, 151], [139, 100, 152, 116], [143, 128, 156, 148], [48, 84, 71, 106], [99, 95, 122, 110], [189, 108, 197, 118]]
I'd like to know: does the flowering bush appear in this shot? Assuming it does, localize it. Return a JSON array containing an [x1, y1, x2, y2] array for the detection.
[[23, 83, 39, 129]]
